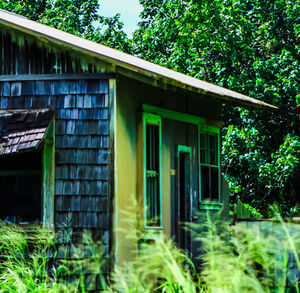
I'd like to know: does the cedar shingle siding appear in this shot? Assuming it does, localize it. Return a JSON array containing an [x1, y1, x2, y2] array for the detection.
[[0, 31, 96, 75], [0, 30, 111, 291]]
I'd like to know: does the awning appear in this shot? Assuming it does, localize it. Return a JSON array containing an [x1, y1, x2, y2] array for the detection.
[[0, 108, 54, 155]]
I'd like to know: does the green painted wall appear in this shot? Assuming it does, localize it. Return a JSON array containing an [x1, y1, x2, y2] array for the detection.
[[114, 76, 228, 264]]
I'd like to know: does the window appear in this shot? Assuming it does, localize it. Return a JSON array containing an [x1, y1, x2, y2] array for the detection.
[[199, 128, 220, 204], [143, 113, 162, 227], [0, 109, 55, 227], [0, 151, 42, 224]]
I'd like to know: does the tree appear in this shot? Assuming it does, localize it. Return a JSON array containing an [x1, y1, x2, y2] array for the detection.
[[0, 0, 132, 53], [133, 0, 300, 216]]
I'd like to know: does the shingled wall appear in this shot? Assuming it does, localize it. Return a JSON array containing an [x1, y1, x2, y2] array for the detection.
[[0, 30, 96, 75], [0, 79, 111, 291]]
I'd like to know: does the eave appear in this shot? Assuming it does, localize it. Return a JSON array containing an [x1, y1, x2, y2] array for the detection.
[[0, 9, 277, 110]]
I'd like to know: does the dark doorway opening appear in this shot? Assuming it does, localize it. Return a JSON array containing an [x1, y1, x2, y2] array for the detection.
[[0, 150, 42, 224], [176, 146, 192, 252]]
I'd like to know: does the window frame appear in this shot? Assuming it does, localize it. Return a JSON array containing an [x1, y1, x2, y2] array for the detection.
[[198, 124, 221, 210], [143, 113, 162, 228], [42, 117, 55, 228], [142, 104, 222, 211]]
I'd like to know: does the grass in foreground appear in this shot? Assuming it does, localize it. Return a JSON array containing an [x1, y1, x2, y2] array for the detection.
[[0, 212, 299, 292]]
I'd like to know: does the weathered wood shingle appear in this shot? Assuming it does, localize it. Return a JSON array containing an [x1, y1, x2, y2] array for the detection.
[[0, 78, 111, 277], [0, 32, 96, 75], [0, 108, 54, 155]]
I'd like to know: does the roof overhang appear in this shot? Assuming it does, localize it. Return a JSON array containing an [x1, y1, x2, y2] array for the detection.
[[0, 9, 277, 110], [0, 108, 54, 155]]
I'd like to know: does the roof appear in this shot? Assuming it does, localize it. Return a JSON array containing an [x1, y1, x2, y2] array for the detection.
[[0, 108, 54, 155], [0, 9, 276, 109]]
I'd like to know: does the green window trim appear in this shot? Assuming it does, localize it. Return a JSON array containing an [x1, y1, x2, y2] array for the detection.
[[142, 104, 222, 211], [177, 145, 192, 157], [142, 104, 206, 125], [143, 113, 162, 228], [198, 125, 221, 209], [199, 202, 223, 210]]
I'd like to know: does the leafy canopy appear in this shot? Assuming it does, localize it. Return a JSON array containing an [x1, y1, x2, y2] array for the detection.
[[133, 0, 300, 216], [0, 0, 132, 53]]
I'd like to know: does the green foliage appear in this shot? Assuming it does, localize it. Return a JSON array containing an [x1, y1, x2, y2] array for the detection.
[[243, 203, 264, 218], [0, 223, 69, 292], [0, 0, 132, 52], [108, 210, 300, 292], [1, 214, 300, 292], [198, 213, 300, 292], [109, 236, 201, 293], [134, 0, 300, 215], [223, 122, 300, 215], [0, 222, 106, 292]]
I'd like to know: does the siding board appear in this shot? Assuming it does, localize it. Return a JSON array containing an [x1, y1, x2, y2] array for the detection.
[[0, 30, 112, 286], [0, 31, 97, 75], [0, 79, 109, 217]]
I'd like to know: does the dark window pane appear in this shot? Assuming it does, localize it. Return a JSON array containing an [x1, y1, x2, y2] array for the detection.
[[179, 153, 186, 220], [200, 133, 206, 163], [146, 125, 151, 170], [179, 152, 191, 219], [200, 131, 220, 201], [201, 166, 210, 200], [0, 175, 41, 223], [146, 124, 159, 171], [146, 174, 160, 226], [200, 149, 206, 164], [146, 123, 160, 226], [0, 150, 42, 224], [147, 176, 151, 220], [209, 134, 218, 166], [153, 125, 159, 170], [211, 167, 219, 200]]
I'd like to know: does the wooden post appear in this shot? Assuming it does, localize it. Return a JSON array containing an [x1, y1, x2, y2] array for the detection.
[[42, 118, 55, 228]]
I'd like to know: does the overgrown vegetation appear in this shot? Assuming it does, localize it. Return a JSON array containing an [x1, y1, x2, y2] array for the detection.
[[0, 222, 105, 292], [1, 213, 299, 292], [0, 223, 69, 292]]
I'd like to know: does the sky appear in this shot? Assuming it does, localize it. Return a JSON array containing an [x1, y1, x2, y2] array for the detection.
[[100, 0, 143, 37]]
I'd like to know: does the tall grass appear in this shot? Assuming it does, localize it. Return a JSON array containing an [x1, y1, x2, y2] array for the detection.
[[108, 235, 203, 293], [0, 212, 299, 292], [108, 210, 299, 292], [0, 223, 70, 292]]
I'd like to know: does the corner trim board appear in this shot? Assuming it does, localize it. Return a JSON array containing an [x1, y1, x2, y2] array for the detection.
[[42, 117, 55, 228], [109, 79, 118, 266]]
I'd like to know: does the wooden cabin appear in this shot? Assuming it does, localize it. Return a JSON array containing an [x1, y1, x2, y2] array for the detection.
[[0, 9, 275, 290]]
